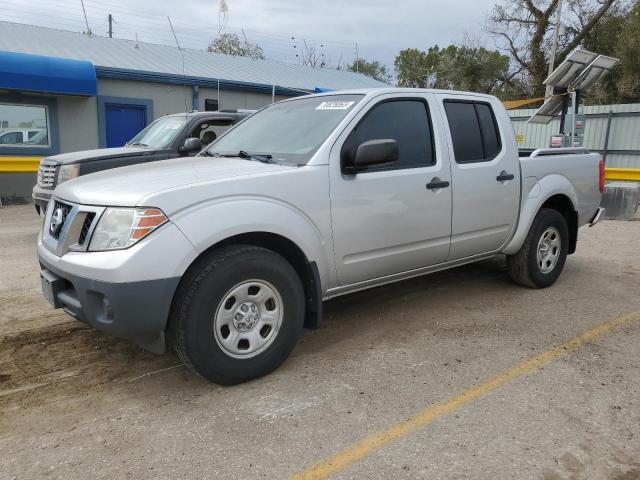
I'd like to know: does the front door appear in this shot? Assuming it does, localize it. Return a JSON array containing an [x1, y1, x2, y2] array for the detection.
[[105, 103, 147, 148], [330, 94, 452, 286], [438, 95, 520, 260]]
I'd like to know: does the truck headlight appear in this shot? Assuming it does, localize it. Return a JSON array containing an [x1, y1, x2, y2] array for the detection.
[[57, 164, 80, 185], [89, 207, 168, 251]]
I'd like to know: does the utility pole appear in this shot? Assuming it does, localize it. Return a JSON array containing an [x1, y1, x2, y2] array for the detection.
[[545, 0, 563, 98], [108, 13, 113, 38]]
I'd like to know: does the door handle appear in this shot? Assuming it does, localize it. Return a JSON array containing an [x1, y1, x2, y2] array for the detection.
[[426, 179, 450, 190], [496, 171, 515, 182]]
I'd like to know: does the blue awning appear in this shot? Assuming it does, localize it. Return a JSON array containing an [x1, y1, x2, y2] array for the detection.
[[0, 50, 97, 96], [314, 87, 336, 93]]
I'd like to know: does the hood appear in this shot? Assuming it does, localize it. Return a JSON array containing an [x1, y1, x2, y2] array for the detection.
[[46, 147, 151, 165], [54, 156, 294, 207]]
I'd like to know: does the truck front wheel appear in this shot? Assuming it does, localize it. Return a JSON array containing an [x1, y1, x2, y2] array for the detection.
[[507, 208, 569, 288], [168, 245, 305, 384]]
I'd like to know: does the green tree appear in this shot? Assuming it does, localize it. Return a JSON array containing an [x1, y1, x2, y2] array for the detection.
[[207, 33, 265, 60], [394, 44, 510, 94], [394, 48, 438, 88], [347, 58, 391, 83], [615, 2, 640, 101]]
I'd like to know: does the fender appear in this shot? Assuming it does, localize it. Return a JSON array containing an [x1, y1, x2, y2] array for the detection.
[[502, 173, 579, 255], [169, 195, 334, 290]]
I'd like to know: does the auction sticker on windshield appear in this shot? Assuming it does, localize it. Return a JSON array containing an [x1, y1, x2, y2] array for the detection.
[[316, 101, 355, 110]]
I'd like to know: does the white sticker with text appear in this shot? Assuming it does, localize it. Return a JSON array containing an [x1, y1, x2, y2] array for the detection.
[[315, 101, 355, 110]]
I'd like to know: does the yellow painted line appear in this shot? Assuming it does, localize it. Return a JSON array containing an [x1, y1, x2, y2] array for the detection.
[[605, 167, 640, 182], [0, 156, 42, 173], [291, 309, 640, 480]]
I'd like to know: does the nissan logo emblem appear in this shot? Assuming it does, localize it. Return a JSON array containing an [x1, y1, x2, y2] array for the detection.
[[49, 208, 64, 235]]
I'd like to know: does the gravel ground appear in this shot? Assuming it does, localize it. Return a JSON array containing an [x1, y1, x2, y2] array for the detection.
[[1, 204, 639, 480]]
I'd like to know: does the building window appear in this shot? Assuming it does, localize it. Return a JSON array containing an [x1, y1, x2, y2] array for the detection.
[[205, 99, 219, 112], [0, 103, 50, 147]]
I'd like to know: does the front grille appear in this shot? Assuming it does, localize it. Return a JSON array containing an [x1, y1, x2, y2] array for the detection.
[[50, 200, 72, 240], [78, 212, 96, 245], [42, 199, 104, 256], [37, 161, 57, 189]]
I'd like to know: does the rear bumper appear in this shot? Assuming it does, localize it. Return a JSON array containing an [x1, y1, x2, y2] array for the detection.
[[38, 252, 180, 354], [589, 207, 605, 227]]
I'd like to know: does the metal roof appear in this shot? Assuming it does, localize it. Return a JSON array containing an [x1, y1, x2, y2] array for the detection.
[[0, 21, 388, 92]]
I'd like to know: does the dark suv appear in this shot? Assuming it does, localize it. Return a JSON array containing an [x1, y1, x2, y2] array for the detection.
[[32, 110, 252, 214]]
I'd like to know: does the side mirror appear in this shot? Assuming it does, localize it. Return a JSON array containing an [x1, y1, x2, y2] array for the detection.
[[345, 139, 399, 173], [180, 137, 202, 154]]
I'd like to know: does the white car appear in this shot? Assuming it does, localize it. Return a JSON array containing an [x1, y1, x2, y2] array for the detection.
[[0, 128, 44, 145], [37, 88, 604, 384]]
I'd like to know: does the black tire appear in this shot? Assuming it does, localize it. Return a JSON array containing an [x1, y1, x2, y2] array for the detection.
[[507, 208, 569, 288], [168, 245, 305, 385]]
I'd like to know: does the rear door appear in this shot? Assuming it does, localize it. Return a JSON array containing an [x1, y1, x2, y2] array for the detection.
[[330, 93, 452, 286], [438, 95, 520, 260]]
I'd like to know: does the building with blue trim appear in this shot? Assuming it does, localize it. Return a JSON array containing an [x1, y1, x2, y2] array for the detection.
[[0, 21, 386, 196]]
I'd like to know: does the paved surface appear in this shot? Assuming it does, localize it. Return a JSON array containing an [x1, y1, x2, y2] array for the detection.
[[1, 204, 639, 480]]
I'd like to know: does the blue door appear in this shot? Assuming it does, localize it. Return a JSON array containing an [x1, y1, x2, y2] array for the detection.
[[105, 103, 147, 147]]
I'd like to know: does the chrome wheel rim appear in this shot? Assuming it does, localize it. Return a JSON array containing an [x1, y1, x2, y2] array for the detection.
[[213, 280, 284, 359], [536, 226, 561, 274]]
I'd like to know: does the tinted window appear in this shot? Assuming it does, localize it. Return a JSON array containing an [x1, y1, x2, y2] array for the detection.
[[444, 102, 483, 163], [343, 100, 434, 171], [444, 101, 502, 163], [0, 131, 22, 144], [476, 103, 500, 159]]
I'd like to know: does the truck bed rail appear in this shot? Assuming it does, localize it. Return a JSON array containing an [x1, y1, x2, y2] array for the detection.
[[527, 147, 589, 158]]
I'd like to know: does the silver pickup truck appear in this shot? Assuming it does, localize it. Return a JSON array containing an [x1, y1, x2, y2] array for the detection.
[[37, 88, 605, 384]]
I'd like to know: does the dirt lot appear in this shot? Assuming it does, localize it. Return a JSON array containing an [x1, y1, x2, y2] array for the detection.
[[1, 204, 639, 480]]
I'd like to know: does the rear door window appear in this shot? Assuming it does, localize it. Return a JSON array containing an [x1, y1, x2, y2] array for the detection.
[[444, 100, 501, 163], [476, 103, 501, 160]]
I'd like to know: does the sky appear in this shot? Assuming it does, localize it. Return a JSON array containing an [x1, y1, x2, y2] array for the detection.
[[2, 0, 499, 71]]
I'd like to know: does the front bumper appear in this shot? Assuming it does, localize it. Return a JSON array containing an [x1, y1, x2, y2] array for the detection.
[[38, 253, 180, 353], [32, 184, 53, 215]]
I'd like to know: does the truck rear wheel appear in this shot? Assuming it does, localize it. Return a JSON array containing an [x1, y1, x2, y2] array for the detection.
[[507, 208, 569, 288], [168, 245, 305, 384]]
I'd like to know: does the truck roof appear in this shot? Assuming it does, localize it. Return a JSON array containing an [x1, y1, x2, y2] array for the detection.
[[295, 87, 499, 100]]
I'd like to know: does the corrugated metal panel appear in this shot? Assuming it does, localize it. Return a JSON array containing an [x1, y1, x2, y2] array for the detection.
[[0, 21, 387, 92], [510, 103, 640, 169]]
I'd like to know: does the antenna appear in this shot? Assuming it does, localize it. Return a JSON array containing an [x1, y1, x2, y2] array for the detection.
[[167, 17, 190, 115], [355, 42, 359, 73], [219, 0, 229, 34], [80, 0, 92, 36]]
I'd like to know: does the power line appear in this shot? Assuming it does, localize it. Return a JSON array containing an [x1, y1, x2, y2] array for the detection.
[[1, 0, 362, 69]]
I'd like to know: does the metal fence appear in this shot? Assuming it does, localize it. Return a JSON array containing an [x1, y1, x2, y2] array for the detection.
[[509, 103, 640, 169]]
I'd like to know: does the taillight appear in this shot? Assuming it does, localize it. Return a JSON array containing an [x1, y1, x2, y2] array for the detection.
[[599, 159, 605, 193]]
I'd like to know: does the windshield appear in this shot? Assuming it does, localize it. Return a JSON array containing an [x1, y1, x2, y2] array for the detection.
[[127, 116, 188, 149], [206, 94, 364, 165]]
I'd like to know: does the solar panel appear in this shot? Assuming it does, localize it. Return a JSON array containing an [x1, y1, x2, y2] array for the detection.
[[528, 49, 619, 125]]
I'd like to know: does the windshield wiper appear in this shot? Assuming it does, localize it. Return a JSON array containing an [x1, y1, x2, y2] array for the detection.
[[204, 151, 274, 163], [128, 142, 149, 148], [237, 151, 273, 163]]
